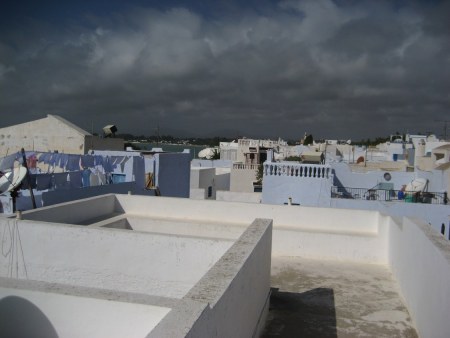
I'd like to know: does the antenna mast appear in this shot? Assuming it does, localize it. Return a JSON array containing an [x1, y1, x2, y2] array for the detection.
[[435, 120, 450, 140]]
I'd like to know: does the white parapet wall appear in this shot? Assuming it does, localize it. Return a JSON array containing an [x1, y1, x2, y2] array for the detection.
[[190, 188, 207, 200], [230, 164, 259, 193], [216, 191, 262, 203], [0, 219, 233, 298], [18, 194, 388, 263], [387, 215, 450, 338], [115, 194, 387, 263], [149, 218, 273, 338], [262, 162, 333, 207]]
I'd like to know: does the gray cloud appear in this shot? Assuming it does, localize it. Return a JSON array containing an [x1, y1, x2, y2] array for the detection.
[[0, 0, 449, 140]]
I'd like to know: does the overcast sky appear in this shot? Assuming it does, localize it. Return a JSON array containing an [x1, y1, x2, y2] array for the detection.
[[0, 0, 449, 140]]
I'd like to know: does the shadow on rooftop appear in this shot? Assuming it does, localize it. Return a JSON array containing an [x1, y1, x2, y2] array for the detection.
[[0, 296, 58, 338], [262, 287, 337, 338]]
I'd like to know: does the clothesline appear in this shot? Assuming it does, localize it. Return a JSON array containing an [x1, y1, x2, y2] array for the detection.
[[0, 151, 131, 173], [20, 170, 113, 191]]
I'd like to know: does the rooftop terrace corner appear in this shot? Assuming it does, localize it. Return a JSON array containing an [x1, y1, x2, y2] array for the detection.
[[0, 195, 273, 337]]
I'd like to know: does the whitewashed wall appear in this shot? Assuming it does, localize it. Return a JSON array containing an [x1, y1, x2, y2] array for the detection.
[[0, 220, 232, 298], [262, 163, 333, 207], [387, 216, 450, 338], [332, 162, 415, 190], [230, 166, 258, 193]]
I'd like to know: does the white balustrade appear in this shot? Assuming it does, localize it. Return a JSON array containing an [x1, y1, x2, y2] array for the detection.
[[233, 163, 260, 170], [263, 163, 331, 179]]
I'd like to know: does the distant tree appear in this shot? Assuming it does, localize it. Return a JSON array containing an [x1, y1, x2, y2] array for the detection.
[[124, 142, 140, 150], [255, 163, 264, 184], [303, 134, 314, 145], [211, 148, 220, 160], [285, 156, 302, 162]]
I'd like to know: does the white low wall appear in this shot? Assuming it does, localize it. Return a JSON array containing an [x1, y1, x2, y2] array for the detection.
[[116, 195, 387, 263], [387, 216, 450, 338], [41, 182, 136, 208], [149, 218, 273, 338], [190, 188, 207, 200], [230, 167, 257, 193], [332, 198, 450, 239], [0, 220, 232, 299], [19, 194, 389, 263], [21, 194, 119, 224], [216, 191, 261, 203], [122, 216, 246, 240], [262, 163, 333, 207]]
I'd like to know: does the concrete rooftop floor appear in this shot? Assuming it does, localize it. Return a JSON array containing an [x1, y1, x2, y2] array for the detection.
[[263, 257, 418, 338]]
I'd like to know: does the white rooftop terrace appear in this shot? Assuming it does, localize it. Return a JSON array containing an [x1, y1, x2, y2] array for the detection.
[[0, 195, 272, 337], [0, 194, 449, 337]]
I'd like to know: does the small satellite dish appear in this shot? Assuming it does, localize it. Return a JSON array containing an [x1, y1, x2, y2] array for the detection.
[[103, 125, 118, 137], [405, 178, 427, 192], [0, 167, 27, 194]]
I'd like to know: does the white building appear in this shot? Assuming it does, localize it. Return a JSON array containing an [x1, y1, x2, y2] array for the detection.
[[0, 114, 123, 156]]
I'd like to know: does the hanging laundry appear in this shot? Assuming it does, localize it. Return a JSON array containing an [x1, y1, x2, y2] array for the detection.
[[48, 153, 59, 167], [59, 153, 69, 169], [38, 153, 50, 164], [120, 157, 130, 172], [89, 170, 100, 186], [103, 156, 113, 173], [26, 153, 37, 169], [0, 154, 17, 171], [93, 155, 103, 167], [97, 172, 106, 185], [67, 155, 81, 171], [81, 155, 95, 168], [82, 168, 91, 187]]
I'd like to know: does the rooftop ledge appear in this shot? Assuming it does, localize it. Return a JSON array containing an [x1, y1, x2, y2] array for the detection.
[[1, 194, 449, 337]]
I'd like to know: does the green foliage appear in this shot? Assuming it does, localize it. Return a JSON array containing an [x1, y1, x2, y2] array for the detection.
[[210, 148, 220, 160], [303, 134, 314, 145], [124, 142, 141, 150], [353, 136, 390, 146], [284, 156, 302, 162], [255, 163, 264, 184]]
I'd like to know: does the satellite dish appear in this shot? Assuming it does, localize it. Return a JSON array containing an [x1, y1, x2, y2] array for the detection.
[[0, 167, 27, 194], [405, 178, 427, 192], [103, 125, 118, 137], [198, 148, 216, 159]]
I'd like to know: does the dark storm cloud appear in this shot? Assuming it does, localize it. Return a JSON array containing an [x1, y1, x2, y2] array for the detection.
[[0, 0, 449, 140]]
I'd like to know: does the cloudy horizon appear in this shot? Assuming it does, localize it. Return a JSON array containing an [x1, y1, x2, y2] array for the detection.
[[1, 0, 449, 141]]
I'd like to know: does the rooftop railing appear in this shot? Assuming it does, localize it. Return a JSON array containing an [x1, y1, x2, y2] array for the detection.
[[264, 163, 331, 179], [331, 186, 448, 205], [233, 163, 259, 170]]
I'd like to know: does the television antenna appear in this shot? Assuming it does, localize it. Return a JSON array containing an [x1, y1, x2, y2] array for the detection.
[[435, 120, 450, 140]]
